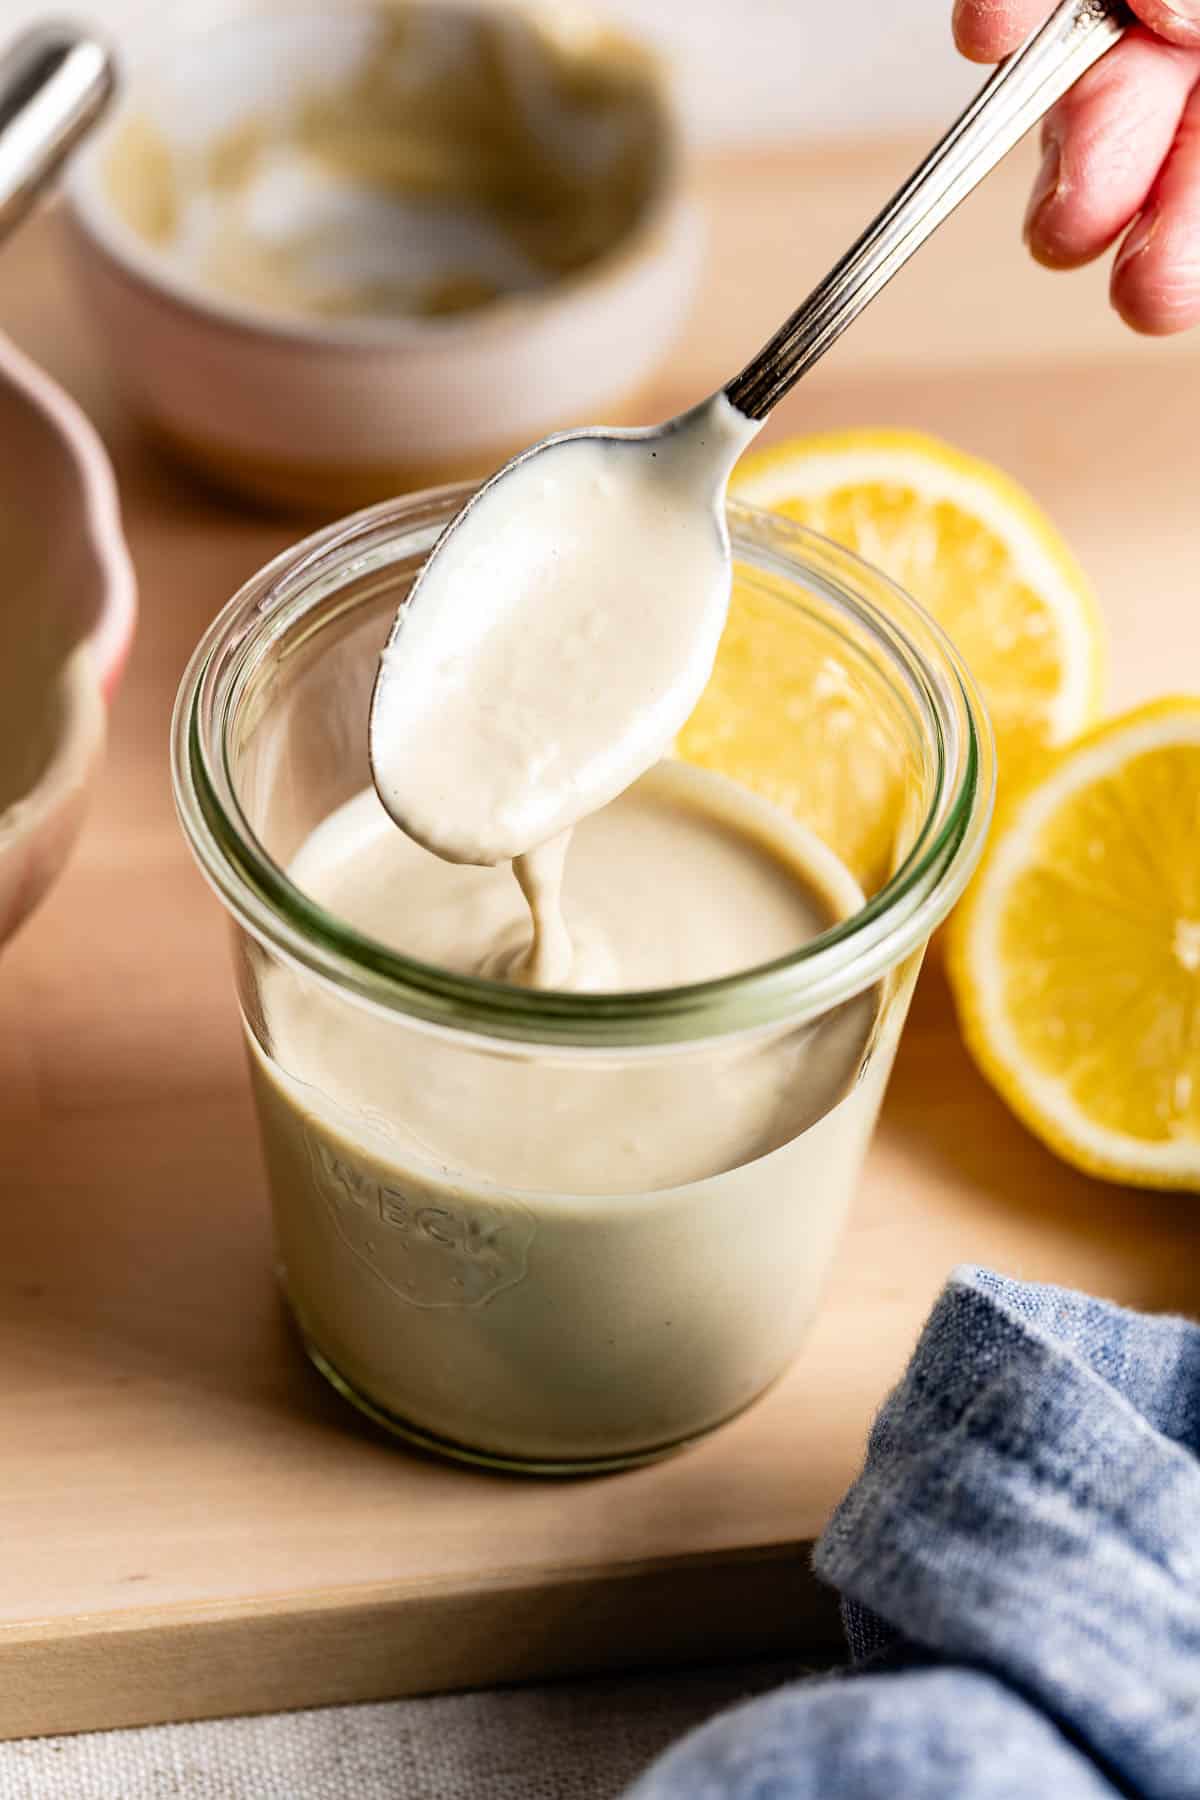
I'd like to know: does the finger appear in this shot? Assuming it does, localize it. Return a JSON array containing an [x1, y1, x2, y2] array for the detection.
[[1131, 0, 1200, 49], [1025, 31, 1200, 268], [1112, 78, 1200, 331], [952, 0, 1051, 62]]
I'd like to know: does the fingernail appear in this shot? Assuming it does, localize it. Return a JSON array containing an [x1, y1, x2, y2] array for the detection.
[[1160, 2, 1200, 39], [1023, 140, 1061, 246], [1113, 209, 1158, 279]]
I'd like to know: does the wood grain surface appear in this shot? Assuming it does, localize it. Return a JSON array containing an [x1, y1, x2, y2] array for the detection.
[[1, 141, 1198, 1740]]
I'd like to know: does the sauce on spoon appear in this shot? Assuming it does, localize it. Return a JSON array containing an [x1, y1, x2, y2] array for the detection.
[[369, 391, 759, 984]]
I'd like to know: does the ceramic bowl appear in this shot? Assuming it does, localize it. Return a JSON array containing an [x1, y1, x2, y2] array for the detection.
[[63, 0, 703, 512], [0, 334, 136, 949]]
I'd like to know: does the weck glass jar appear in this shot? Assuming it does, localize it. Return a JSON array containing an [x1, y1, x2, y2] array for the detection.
[[172, 486, 994, 1474]]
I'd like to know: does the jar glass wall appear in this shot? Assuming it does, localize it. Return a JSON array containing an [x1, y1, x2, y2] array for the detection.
[[172, 487, 994, 1474]]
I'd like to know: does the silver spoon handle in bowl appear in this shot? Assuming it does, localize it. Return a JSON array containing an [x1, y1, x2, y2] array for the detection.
[[0, 24, 115, 243], [725, 0, 1132, 420]]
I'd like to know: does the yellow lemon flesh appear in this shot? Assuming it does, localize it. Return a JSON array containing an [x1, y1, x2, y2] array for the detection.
[[719, 428, 1105, 778], [675, 563, 917, 888], [679, 427, 1104, 894], [948, 698, 1200, 1189]]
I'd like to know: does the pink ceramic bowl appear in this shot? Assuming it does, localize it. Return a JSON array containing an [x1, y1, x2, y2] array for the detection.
[[0, 332, 135, 947], [63, 0, 701, 512]]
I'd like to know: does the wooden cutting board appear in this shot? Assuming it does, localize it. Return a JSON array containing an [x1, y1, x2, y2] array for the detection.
[[2, 141, 1199, 1741]]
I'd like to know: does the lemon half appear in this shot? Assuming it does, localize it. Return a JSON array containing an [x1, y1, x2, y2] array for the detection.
[[948, 698, 1200, 1189], [727, 428, 1106, 779], [678, 428, 1104, 891]]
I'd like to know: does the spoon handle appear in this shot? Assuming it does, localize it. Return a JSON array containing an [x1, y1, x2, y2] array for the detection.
[[725, 0, 1131, 420], [0, 25, 115, 244]]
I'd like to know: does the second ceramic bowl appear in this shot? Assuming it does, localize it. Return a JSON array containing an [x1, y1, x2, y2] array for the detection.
[[0, 333, 135, 949], [64, 0, 703, 511]]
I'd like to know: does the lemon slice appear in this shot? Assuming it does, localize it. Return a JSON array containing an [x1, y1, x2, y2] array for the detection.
[[676, 566, 917, 889], [948, 698, 1200, 1189], [727, 428, 1106, 778]]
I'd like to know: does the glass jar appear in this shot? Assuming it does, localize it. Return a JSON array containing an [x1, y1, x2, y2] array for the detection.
[[172, 486, 994, 1475]]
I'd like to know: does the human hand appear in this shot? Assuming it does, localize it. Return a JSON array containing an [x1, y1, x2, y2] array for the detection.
[[953, 0, 1200, 331]]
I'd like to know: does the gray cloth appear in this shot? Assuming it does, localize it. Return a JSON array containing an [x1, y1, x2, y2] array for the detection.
[[0, 1663, 803, 1799], [627, 1266, 1200, 1800]]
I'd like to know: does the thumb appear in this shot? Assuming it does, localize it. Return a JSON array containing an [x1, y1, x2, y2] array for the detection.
[[952, 0, 1051, 62]]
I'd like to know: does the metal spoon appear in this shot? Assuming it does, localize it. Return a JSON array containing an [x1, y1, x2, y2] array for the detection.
[[371, 0, 1130, 868], [0, 23, 115, 241]]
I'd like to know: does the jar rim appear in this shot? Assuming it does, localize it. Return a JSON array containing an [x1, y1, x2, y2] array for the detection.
[[171, 483, 996, 1048]]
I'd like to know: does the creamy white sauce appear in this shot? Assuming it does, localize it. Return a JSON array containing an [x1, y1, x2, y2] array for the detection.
[[104, 6, 668, 325], [254, 762, 889, 1462], [491, 832, 575, 987], [295, 759, 860, 1010], [370, 394, 760, 874]]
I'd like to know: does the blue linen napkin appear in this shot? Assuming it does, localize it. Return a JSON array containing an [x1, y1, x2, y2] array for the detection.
[[626, 1265, 1200, 1800]]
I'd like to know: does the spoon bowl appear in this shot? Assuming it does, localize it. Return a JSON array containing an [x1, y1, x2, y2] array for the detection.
[[369, 398, 756, 866]]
